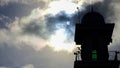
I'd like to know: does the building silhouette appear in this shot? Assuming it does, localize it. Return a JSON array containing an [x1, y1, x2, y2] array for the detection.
[[74, 11, 120, 68]]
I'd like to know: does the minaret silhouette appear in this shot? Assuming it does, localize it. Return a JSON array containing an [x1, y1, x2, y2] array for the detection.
[[74, 9, 120, 68]]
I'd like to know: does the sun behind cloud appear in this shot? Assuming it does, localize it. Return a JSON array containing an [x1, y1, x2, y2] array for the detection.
[[49, 28, 75, 52]]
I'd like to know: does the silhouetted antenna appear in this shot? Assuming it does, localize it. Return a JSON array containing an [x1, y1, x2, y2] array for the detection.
[[77, 7, 79, 15], [91, 5, 94, 12], [90, 0, 94, 12]]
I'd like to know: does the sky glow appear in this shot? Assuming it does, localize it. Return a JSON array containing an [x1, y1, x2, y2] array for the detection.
[[0, 0, 120, 68]]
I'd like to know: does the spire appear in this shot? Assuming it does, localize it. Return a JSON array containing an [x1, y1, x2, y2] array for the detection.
[[90, 0, 94, 12], [91, 5, 94, 12]]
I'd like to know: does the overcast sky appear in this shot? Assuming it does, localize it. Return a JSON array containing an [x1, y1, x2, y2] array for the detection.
[[0, 0, 120, 68]]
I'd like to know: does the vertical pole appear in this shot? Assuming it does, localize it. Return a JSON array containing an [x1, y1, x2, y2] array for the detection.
[[90, 0, 94, 12], [114, 51, 118, 61]]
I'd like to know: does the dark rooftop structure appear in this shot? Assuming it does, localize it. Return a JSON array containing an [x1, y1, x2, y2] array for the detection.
[[74, 11, 120, 68]]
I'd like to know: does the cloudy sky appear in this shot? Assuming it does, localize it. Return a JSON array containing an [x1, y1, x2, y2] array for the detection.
[[0, 0, 120, 68]]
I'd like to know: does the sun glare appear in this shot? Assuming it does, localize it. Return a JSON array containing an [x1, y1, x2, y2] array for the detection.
[[49, 29, 75, 52], [47, 0, 78, 15], [46, 0, 79, 52]]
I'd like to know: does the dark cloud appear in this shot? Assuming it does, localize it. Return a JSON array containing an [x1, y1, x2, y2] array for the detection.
[[22, 11, 76, 40], [44, 12, 75, 42], [0, 1, 46, 29], [0, 15, 12, 29], [0, 2, 34, 18], [0, 2, 38, 29], [45, 12, 71, 32], [0, 0, 46, 19], [22, 21, 43, 35]]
